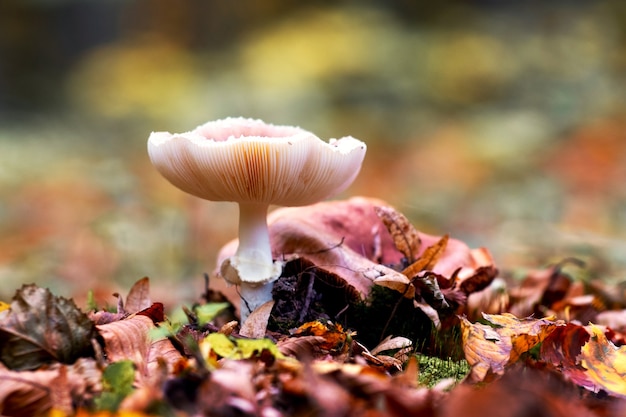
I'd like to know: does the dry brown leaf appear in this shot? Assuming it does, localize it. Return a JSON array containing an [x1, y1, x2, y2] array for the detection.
[[277, 335, 328, 358], [0, 284, 97, 370], [374, 205, 421, 263], [96, 314, 183, 384], [370, 336, 412, 356], [0, 358, 100, 417], [239, 300, 274, 338], [291, 321, 351, 354], [0, 366, 58, 416], [124, 277, 152, 315], [373, 273, 414, 298]]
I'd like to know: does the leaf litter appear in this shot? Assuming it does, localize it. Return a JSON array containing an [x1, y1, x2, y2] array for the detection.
[[1, 198, 626, 416]]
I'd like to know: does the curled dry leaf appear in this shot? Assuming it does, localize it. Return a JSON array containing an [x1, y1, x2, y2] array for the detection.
[[373, 205, 421, 263], [0, 284, 96, 371], [370, 335, 413, 356]]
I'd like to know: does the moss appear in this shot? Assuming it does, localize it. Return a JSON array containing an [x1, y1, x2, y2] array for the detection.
[[415, 354, 470, 388]]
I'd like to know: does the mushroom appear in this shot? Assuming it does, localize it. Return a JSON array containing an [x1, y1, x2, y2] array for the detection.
[[147, 117, 366, 323]]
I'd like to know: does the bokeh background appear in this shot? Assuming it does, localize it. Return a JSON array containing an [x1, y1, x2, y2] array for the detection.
[[1, 0, 626, 309]]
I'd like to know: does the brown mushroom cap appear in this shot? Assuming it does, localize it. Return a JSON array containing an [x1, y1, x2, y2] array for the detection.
[[147, 117, 366, 206]]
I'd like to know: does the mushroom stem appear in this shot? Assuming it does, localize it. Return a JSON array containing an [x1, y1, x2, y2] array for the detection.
[[236, 202, 273, 272], [222, 202, 282, 323], [238, 281, 275, 323]]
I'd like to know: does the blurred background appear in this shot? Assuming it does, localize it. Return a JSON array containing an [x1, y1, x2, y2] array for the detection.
[[1, 0, 625, 308]]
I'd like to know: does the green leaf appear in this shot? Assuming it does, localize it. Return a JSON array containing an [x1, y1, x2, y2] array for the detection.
[[194, 303, 230, 325], [95, 360, 136, 411], [0, 284, 96, 370]]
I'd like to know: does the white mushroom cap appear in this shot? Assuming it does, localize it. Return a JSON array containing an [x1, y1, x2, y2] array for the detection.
[[147, 117, 366, 206]]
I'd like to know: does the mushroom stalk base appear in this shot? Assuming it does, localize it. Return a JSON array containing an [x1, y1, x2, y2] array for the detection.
[[239, 281, 275, 324]]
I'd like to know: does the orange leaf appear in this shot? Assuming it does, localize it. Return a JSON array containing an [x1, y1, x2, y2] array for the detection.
[[401, 235, 449, 279], [579, 325, 626, 398], [291, 321, 350, 353]]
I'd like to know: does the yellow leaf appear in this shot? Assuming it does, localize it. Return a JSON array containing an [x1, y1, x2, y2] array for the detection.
[[203, 333, 237, 359], [201, 333, 286, 361], [580, 325, 626, 398], [0, 301, 9, 313]]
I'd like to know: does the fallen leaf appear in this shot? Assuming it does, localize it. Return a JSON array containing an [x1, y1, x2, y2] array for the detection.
[[135, 302, 165, 324], [413, 272, 449, 309], [370, 336, 413, 356], [579, 325, 626, 398], [481, 313, 560, 363], [0, 284, 96, 370], [374, 205, 421, 263], [277, 335, 327, 358], [201, 333, 285, 362], [401, 235, 449, 279], [197, 360, 257, 416], [94, 360, 136, 412], [460, 314, 559, 382], [194, 302, 231, 326], [540, 323, 597, 391], [0, 358, 101, 417], [123, 277, 151, 315], [239, 300, 274, 338], [291, 321, 351, 354], [96, 314, 183, 384]]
